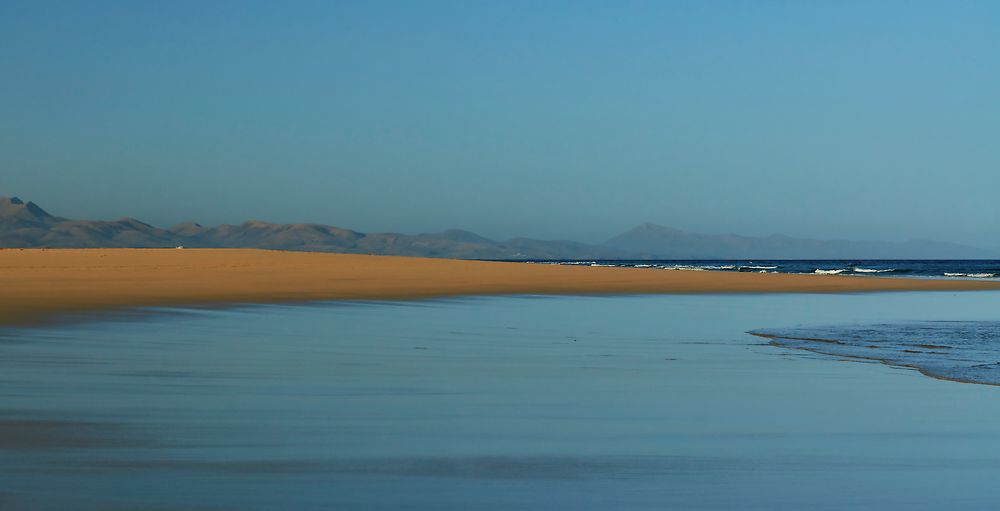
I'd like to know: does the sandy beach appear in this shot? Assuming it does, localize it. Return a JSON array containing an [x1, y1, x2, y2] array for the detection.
[[2, 248, 999, 327]]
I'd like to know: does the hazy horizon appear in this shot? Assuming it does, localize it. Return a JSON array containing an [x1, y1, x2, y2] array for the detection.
[[3, 1, 998, 246]]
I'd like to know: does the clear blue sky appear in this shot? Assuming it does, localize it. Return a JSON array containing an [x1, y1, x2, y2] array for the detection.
[[2, 1, 998, 246]]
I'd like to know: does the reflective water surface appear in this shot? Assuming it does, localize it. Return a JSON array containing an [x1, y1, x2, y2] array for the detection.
[[3, 292, 1000, 510], [753, 321, 1000, 385]]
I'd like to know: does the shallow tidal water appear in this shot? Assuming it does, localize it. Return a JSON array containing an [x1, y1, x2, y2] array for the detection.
[[753, 321, 1000, 385], [3, 291, 1000, 510]]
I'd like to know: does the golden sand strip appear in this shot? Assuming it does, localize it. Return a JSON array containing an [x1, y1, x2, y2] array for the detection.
[[2, 248, 999, 326]]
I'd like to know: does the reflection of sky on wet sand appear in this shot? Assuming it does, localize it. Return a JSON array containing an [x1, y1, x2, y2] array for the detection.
[[3, 292, 1000, 510]]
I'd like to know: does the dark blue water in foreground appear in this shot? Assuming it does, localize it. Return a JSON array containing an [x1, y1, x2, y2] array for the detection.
[[519, 259, 1000, 279], [752, 322, 1000, 385]]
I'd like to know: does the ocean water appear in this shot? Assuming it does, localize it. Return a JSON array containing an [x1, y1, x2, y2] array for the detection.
[[3, 292, 1000, 510], [520, 259, 1000, 279], [752, 321, 1000, 385]]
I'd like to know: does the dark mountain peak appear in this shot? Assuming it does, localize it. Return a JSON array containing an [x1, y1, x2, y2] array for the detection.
[[169, 221, 206, 236], [115, 217, 156, 230], [24, 201, 48, 216], [0, 196, 54, 222]]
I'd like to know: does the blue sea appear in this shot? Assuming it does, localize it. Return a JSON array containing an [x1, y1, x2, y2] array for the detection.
[[3, 291, 1000, 509], [520, 259, 1000, 279]]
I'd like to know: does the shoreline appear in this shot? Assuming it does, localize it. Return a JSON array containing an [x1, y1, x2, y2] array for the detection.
[[750, 332, 997, 387], [3, 248, 1000, 328]]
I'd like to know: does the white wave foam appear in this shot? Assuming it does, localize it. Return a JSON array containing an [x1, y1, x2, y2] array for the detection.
[[741, 265, 778, 270], [854, 268, 894, 273], [814, 269, 847, 275], [945, 272, 995, 278]]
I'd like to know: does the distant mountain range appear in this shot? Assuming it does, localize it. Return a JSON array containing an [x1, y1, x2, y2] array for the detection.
[[1, 196, 995, 259]]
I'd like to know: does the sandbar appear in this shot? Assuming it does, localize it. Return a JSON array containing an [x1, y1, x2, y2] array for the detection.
[[2, 248, 999, 327]]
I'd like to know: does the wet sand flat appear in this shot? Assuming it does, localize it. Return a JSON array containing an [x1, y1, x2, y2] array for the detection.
[[5, 293, 1000, 509], [3, 248, 1000, 326]]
